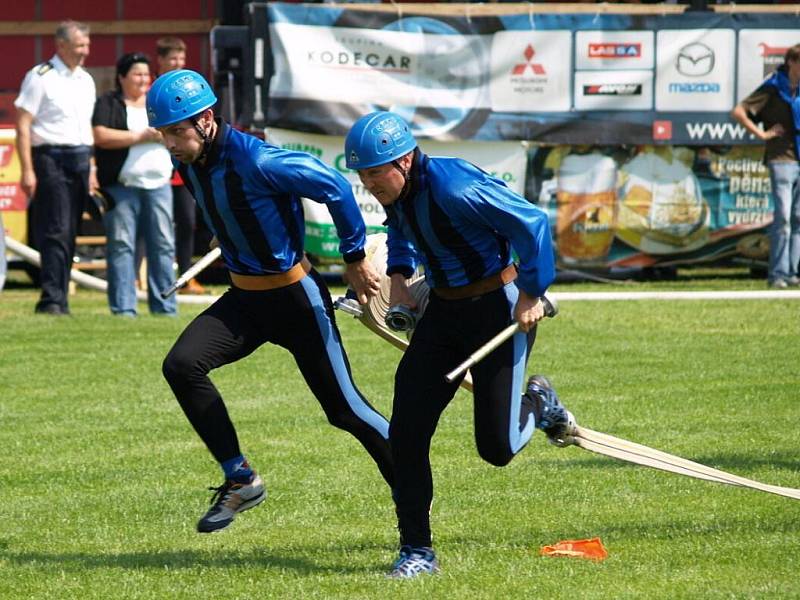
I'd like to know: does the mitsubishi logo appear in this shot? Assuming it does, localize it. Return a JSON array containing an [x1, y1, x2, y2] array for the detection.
[[676, 42, 714, 77], [512, 45, 545, 76]]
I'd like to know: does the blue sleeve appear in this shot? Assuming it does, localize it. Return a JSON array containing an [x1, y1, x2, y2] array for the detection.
[[256, 148, 366, 262], [386, 219, 417, 278], [451, 180, 555, 297]]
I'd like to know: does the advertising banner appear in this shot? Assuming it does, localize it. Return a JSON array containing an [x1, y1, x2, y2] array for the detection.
[[0, 128, 28, 245], [265, 127, 528, 259], [265, 126, 769, 269], [249, 4, 800, 146], [531, 144, 771, 269]]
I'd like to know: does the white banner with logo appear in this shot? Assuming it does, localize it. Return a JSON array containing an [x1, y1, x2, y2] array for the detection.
[[252, 4, 800, 145], [264, 127, 527, 258], [269, 23, 490, 115]]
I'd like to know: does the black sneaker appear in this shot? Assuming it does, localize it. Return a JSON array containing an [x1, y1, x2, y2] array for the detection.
[[526, 375, 576, 446], [34, 303, 68, 316], [197, 474, 266, 533]]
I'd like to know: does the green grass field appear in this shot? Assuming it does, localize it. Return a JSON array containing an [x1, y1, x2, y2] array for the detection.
[[1, 274, 799, 599]]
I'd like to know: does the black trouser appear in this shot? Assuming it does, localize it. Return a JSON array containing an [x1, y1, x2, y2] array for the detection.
[[162, 268, 395, 487], [31, 145, 90, 312], [391, 285, 537, 547], [172, 184, 196, 274]]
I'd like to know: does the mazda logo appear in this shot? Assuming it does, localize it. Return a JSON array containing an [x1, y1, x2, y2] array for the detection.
[[676, 42, 714, 77]]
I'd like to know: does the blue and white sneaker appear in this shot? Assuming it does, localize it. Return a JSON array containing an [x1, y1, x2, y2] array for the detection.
[[387, 545, 440, 578], [197, 474, 266, 533], [526, 375, 576, 447]]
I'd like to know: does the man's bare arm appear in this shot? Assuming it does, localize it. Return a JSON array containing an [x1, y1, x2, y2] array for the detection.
[[15, 108, 36, 198]]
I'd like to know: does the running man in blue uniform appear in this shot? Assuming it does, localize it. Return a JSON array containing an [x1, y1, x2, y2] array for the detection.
[[147, 71, 393, 533], [345, 111, 573, 578]]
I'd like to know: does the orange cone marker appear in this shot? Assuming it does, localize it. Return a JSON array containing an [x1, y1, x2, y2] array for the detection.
[[540, 537, 608, 561]]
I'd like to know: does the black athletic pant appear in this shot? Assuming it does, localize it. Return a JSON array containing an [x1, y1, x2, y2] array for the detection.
[[31, 145, 90, 312], [162, 268, 394, 487], [391, 285, 537, 547]]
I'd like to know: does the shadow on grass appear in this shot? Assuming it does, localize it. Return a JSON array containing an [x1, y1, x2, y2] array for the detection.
[[4, 545, 388, 575]]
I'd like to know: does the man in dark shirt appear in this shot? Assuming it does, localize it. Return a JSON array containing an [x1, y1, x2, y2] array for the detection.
[[345, 111, 572, 577], [732, 43, 800, 288], [147, 70, 393, 534]]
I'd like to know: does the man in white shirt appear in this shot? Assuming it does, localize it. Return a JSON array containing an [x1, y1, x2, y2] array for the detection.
[[15, 20, 96, 315]]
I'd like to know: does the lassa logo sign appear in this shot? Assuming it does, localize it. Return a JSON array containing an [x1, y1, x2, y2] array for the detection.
[[588, 43, 641, 59], [512, 45, 545, 75]]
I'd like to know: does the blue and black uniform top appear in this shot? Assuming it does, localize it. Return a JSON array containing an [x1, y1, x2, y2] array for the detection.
[[177, 120, 366, 275], [385, 151, 555, 298]]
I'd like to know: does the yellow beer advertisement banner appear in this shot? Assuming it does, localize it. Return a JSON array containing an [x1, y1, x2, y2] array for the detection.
[[531, 144, 770, 270], [266, 124, 769, 268]]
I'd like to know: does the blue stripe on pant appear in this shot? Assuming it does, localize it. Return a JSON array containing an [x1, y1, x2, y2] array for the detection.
[[390, 285, 537, 547], [300, 275, 390, 440], [162, 268, 394, 487]]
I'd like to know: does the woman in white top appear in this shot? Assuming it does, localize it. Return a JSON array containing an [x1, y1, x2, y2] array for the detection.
[[93, 52, 176, 315]]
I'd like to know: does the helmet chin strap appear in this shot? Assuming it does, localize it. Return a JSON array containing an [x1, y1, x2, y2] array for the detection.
[[390, 150, 415, 199], [190, 115, 214, 163], [390, 160, 412, 201]]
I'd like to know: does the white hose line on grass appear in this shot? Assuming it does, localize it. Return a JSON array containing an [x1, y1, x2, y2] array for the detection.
[[5, 236, 218, 304], [551, 290, 800, 301]]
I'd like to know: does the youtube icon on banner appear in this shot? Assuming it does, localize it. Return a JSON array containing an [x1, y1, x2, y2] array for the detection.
[[652, 120, 672, 140]]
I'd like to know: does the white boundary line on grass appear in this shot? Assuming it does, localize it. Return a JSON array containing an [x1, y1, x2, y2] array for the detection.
[[183, 288, 800, 305], [551, 290, 800, 301], [8, 236, 800, 304]]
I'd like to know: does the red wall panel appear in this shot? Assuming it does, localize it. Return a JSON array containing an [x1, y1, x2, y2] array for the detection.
[[122, 34, 208, 73], [1, 2, 216, 94], [0, 37, 36, 90], [41, 0, 116, 20], [122, 0, 215, 20], [34, 34, 117, 69], [0, 92, 18, 124], [122, 35, 169, 65], [0, 5, 36, 20], [41, 37, 56, 60], [85, 36, 119, 69]]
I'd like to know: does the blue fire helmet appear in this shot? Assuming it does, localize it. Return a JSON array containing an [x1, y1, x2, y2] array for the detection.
[[146, 69, 217, 128], [344, 111, 417, 170]]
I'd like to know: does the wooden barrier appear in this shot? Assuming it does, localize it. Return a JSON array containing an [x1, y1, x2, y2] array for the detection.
[[0, 19, 217, 36]]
